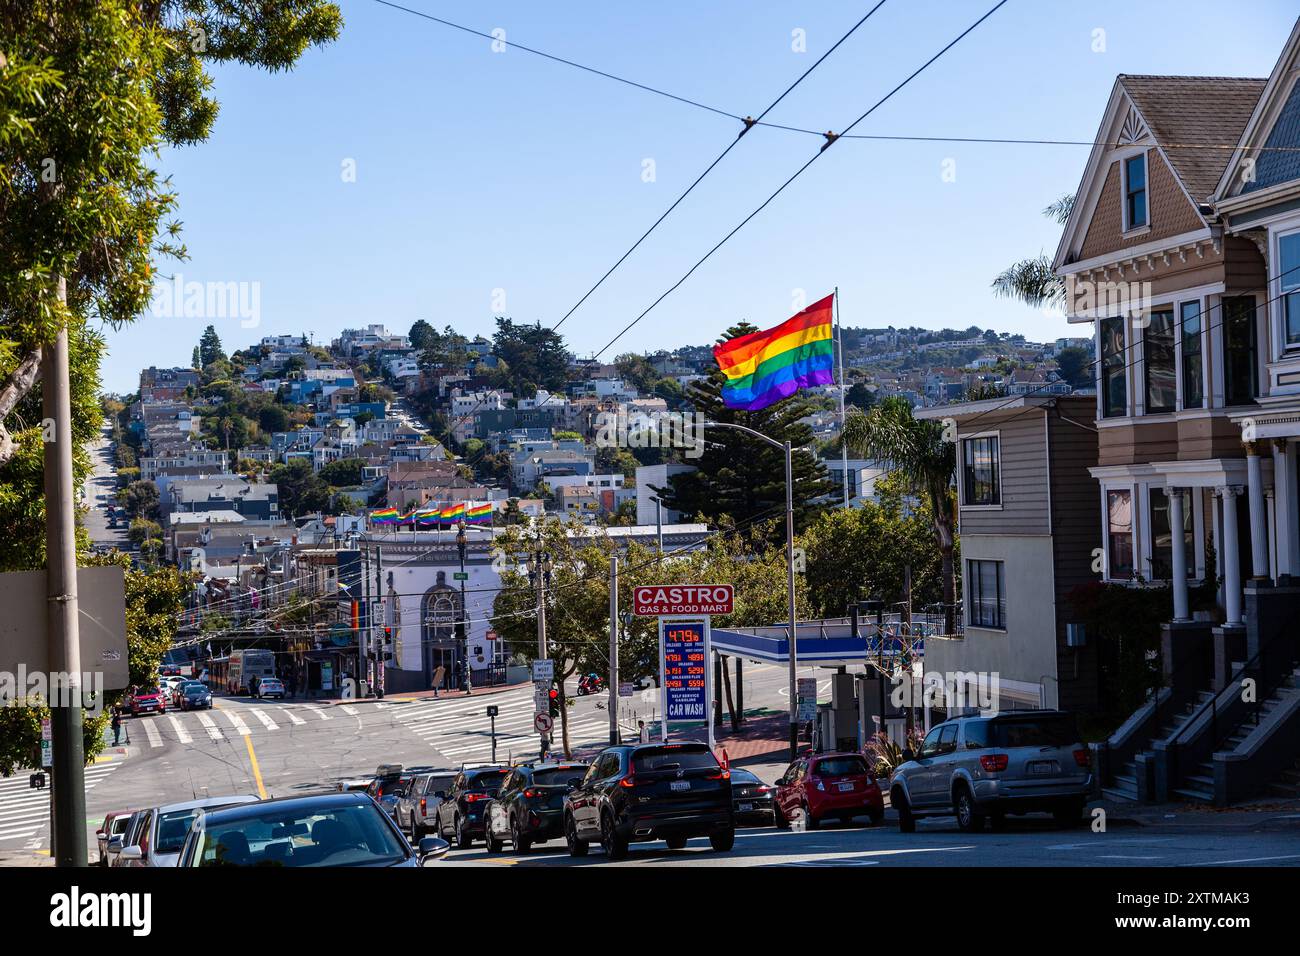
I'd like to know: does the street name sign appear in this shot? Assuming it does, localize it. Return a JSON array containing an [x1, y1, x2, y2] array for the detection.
[[531, 659, 554, 682], [634, 585, 733, 617]]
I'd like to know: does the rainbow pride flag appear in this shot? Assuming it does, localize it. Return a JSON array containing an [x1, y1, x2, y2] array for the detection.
[[465, 502, 493, 524], [441, 502, 467, 523], [370, 507, 399, 525], [714, 294, 835, 411]]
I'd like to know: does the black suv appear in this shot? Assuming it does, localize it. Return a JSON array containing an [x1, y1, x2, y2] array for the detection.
[[434, 766, 511, 848], [483, 761, 590, 854], [563, 743, 733, 860]]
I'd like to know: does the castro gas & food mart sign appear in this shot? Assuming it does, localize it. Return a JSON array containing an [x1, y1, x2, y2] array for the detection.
[[633, 585, 733, 617]]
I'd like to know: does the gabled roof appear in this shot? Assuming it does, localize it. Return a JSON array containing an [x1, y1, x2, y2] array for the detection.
[[1213, 17, 1300, 202], [1120, 75, 1266, 201]]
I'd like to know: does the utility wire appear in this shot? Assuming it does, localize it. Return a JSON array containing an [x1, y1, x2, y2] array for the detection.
[[592, 0, 1011, 359]]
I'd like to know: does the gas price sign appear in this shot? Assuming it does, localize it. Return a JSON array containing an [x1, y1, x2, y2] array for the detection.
[[661, 621, 709, 721]]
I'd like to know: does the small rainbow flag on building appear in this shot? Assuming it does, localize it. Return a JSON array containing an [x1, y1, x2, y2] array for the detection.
[[714, 294, 835, 411], [465, 502, 493, 524]]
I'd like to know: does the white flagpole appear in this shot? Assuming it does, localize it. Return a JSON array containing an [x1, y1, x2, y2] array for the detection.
[[834, 287, 849, 508]]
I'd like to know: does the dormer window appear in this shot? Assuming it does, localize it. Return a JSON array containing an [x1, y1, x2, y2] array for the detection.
[[1124, 153, 1148, 230]]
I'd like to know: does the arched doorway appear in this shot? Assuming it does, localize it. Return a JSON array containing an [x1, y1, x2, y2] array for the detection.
[[422, 573, 462, 690]]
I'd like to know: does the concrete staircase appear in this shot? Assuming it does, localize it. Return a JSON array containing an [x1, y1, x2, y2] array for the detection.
[[1173, 669, 1300, 804], [1103, 688, 1216, 802]]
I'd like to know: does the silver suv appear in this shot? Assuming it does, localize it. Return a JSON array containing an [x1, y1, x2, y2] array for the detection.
[[888, 711, 1093, 833]]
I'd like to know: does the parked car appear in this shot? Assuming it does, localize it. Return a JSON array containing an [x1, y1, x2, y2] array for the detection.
[[395, 771, 457, 841], [365, 765, 410, 819], [483, 761, 590, 854], [434, 765, 511, 849], [108, 810, 149, 867], [95, 809, 137, 866], [178, 792, 450, 867], [564, 743, 734, 860], [888, 711, 1093, 833], [729, 768, 776, 826], [178, 683, 214, 711], [118, 795, 261, 867], [255, 677, 285, 700], [773, 752, 884, 829], [124, 686, 167, 717]]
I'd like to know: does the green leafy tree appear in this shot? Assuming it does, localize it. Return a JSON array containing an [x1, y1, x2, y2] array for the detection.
[[798, 473, 947, 617], [842, 397, 958, 633], [409, 319, 436, 351], [269, 458, 331, 517], [198, 324, 225, 368], [491, 318, 570, 396], [128, 516, 163, 548], [117, 479, 161, 520], [318, 457, 364, 487], [1055, 346, 1092, 389], [655, 322, 833, 544]]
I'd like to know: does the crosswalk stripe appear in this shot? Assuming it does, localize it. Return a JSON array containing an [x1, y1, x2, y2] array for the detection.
[[0, 763, 119, 845], [248, 709, 279, 731], [141, 719, 163, 748], [303, 706, 332, 721], [195, 712, 224, 741], [339, 705, 359, 716], [279, 707, 306, 726], [222, 710, 251, 737], [167, 714, 193, 745]]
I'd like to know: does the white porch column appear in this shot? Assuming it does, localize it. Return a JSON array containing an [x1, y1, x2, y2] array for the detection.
[[1266, 489, 1278, 581], [1220, 486, 1243, 626], [1246, 443, 1269, 580], [1169, 487, 1190, 621], [1272, 439, 1295, 577]]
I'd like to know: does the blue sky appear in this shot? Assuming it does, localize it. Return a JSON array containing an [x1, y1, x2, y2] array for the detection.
[[101, 0, 1298, 392]]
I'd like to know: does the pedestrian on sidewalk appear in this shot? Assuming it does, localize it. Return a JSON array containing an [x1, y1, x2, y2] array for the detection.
[[638, 720, 650, 744], [111, 706, 122, 746]]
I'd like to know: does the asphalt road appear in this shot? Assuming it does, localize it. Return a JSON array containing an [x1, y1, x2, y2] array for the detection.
[[84, 426, 128, 550]]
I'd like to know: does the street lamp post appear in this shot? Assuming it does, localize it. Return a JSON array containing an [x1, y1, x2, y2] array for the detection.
[[456, 518, 470, 694], [527, 549, 553, 756], [701, 421, 800, 759]]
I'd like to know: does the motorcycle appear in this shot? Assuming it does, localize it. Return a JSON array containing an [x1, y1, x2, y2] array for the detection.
[[576, 674, 605, 696]]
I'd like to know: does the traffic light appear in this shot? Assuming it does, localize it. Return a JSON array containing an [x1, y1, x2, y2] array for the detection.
[[548, 687, 560, 718], [380, 626, 393, 663]]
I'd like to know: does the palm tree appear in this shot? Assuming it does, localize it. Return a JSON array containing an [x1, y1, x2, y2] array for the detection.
[[990, 194, 1075, 308], [842, 397, 958, 633]]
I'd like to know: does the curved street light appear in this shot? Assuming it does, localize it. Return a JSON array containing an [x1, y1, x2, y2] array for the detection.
[[700, 420, 800, 759]]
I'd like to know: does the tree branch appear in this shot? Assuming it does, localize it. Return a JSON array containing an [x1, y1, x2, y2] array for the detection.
[[0, 346, 44, 465]]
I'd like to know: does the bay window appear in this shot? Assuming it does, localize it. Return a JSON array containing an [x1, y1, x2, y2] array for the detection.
[[1180, 301, 1204, 409], [1144, 309, 1175, 413], [1282, 232, 1300, 347], [1107, 489, 1134, 578], [1101, 317, 1127, 418]]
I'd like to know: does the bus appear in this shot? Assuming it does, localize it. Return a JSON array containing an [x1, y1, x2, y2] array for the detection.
[[226, 649, 277, 695]]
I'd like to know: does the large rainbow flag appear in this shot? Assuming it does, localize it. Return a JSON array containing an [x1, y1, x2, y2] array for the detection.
[[465, 502, 493, 524], [714, 294, 835, 411], [370, 507, 400, 525]]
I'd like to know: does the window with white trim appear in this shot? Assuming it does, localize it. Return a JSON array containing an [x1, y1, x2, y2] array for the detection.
[[961, 435, 1000, 506], [1124, 153, 1148, 230], [1281, 231, 1300, 347], [1143, 309, 1175, 413], [1107, 489, 1135, 578], [967, 559, 1005, 629], [1180, 301, 1204, 409]]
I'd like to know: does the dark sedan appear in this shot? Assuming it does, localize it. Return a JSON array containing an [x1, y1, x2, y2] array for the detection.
[[729, 768, 776, 826], [179, 683, 213, 711], [177, 792, 449, 867]]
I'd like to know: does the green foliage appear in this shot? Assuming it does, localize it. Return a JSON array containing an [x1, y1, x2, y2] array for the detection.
[[198, 324, 225, 367], [798, 474, 947, 617], [0, 698, 110, 777], [127, 516, 163, 547], [318, 457, 364, 487], [1054, 346, 1092, 389], [117, 479, 160, 520], [491, 318, 570, 397], [84, 551, 189, 689], [268, 458, 330, 517]]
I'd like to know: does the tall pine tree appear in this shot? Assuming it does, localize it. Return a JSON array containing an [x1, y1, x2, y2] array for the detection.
[[654, 322, 833, 545]]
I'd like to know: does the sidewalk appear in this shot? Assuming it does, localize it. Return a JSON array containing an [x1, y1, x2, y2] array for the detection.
[[0, 850, 52, 867], [1100, 794, 1300, 830]]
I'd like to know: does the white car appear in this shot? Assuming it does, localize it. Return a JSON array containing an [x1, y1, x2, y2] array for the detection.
[[119, 795, 261, 867]]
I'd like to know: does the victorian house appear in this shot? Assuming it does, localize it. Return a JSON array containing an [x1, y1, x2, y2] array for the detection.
[[1053, 21, 1300, 805]]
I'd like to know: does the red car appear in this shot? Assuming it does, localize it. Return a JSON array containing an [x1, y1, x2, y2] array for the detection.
[[125, 686, 167, 717], [773, 752, 884, 829]]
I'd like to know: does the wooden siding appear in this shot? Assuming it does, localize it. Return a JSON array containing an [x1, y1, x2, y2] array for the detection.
[[1223, 235, 1267, 291], [1046, 397, 1102, 713], [1097, 419, 1180, 466], [1078, 151, 1205, 262], [1177, 414, 1246, 460], [957, 411, 1050, 536]]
